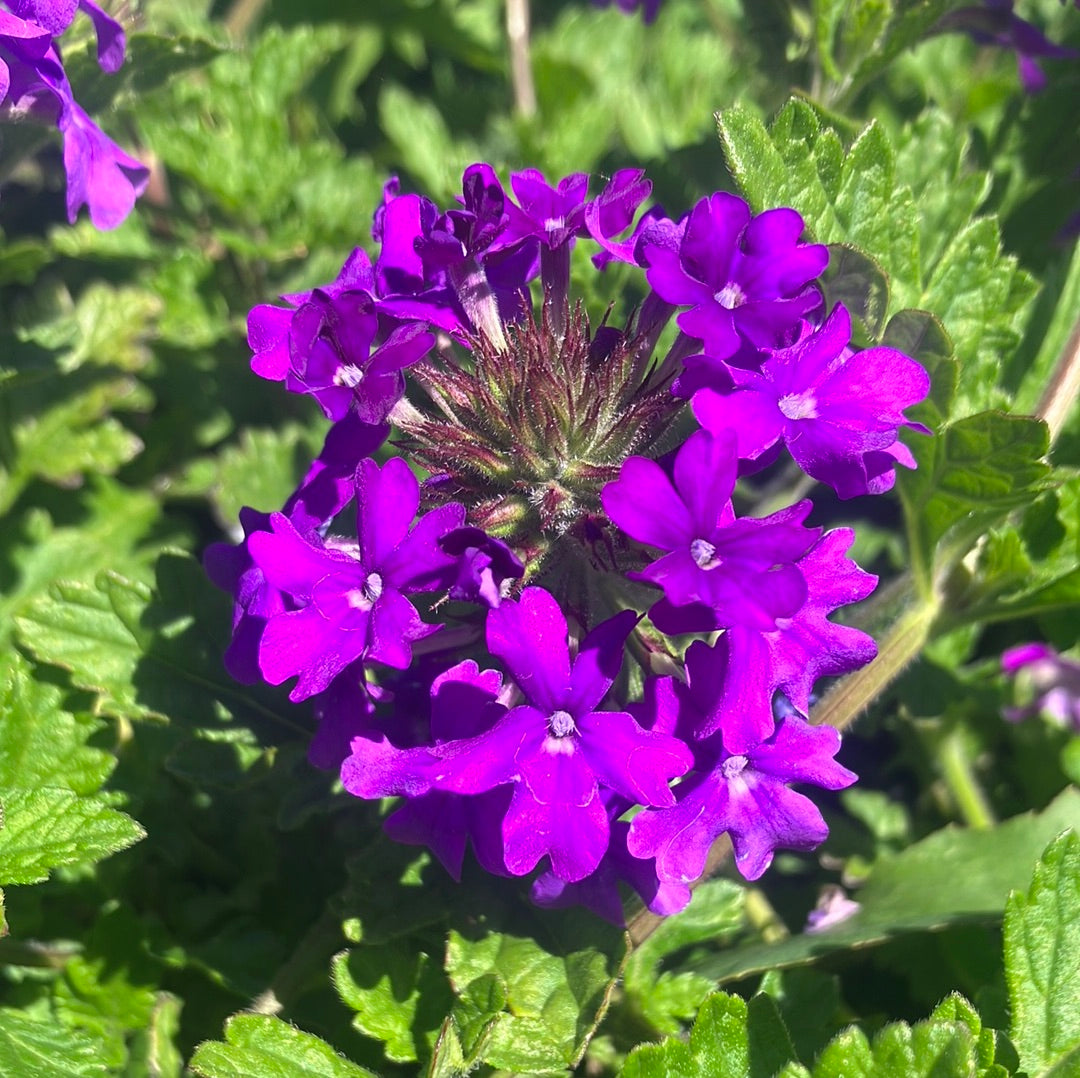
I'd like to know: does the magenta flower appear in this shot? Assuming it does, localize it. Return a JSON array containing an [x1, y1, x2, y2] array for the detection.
[[602, 429, 819, 631], [249, 457, 464, 700], [692, 305, 931, 498], [628, 672, 856, 883], [1002, 643, 1080, 730], [1, 4, 146, 227], [344, 589, 693, 882], [640, 192, 828, 359]]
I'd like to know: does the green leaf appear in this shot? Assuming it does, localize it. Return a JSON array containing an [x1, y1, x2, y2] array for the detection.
[[15, 552, 294, 729], [0, 480, 163, 645], [621, 991, 796, 1077], [1005, 831, 1080, 1078], [896, 411, 1051, 592], [0, 787, 144, 885], [0, 1009, 107, 1077], [0, 369, 150, 515], [444, 911, 628, 1073], [623, 879, 745, 1034], [189, 1013, 378, 1078], [332, 945, 452, 1064], [805, 1015, 979, 1078], [0, 654, 113, 796], [699, 787, 1080, 985]]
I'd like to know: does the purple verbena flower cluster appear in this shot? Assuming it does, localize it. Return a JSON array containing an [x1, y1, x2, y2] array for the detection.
[[0, 0, 147, 227], [209, 162, 931, 921]]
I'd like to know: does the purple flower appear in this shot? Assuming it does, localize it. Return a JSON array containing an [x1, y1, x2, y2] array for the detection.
[[344, 588, 693, 882], [640, 192, 828, 360], [1002, 643, 1080, 730], [584, 168, 661, 270], [5, 0, 125, 71], [249, 457, 464, 700], [502, 168, 589, 251], [691, 305, 931, 499], [805, 885, 861, 933], [592, 0, 663, 21], [248, 248, 433, 423], [439, 526, 524, 608], [602, 429, 819, 631], [628, 684, 856, 883], [686, 529, 878, 751], [936, 1, 1076, 92], [0, 9, 147, 227]]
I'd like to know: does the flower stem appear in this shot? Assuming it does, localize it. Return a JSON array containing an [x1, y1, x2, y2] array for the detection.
[[815, 594, 939, 734], [1036, 308, 1080, 443], [939, 729, 996, 830], [744, 887, 789, 943], [506, 0, 537, 118]]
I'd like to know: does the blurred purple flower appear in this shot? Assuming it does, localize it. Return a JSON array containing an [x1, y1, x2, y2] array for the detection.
[[936, 1, 1076, 92], [1002, 643, 1080, 730], [0, 3, 146, 227]]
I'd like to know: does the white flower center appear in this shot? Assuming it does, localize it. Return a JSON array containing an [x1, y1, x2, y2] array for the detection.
[[721, 754, 749, 778], [713, 282, 746, 309], [347, 572, 383, 610], [334, 364, 365, 389], [778, 391, 818, 421], [544, 215, 566, 233], [548, 709, 577, 738], [690, 538, 721, 570]]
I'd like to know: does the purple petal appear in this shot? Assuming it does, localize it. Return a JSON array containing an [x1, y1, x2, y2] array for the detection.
[[486, 588, 572, 713], [602, 456, 693, 551], [356, 456, 420, 570], [502, 781, 609, 881]]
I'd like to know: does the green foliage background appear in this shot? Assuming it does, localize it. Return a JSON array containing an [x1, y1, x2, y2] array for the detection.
[[1, 0, 1080, 1074]]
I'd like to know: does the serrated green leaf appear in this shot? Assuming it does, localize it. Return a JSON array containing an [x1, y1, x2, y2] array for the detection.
[[0, 787, 144, 885], [621, 990, 796, 1078], [0, 480, 162, 645], [623, 879, 745, 1034], [189, 1013, 377, 1078], [700, 787, 1080, 985], [1005, 830, 1080, 1078], [445, 910, 628, 1073], [0, 653, 113, 795], [897, 411, 1050, 591], [332, 945, 452, 1064], [810, 1015, 979, 1078], [0, 1009, 107, 1077], [15, 551, 294, 729], [759, 968, 846, 1064], [0, 370, 149, 514]]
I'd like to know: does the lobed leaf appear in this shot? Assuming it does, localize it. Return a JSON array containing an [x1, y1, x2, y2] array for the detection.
[[189, 1014, 378, 1078], [0, 787, 144, 886], [1005, 831, 1080, 1078]]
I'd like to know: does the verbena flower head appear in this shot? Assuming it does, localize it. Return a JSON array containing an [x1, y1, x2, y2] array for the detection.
[[0, 1, 147, 227], [210, 161, 931, 921]]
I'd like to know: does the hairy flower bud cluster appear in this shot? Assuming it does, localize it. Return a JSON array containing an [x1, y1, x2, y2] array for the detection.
[[0, 0, 147, 227], [209, 162, 930, 922]]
